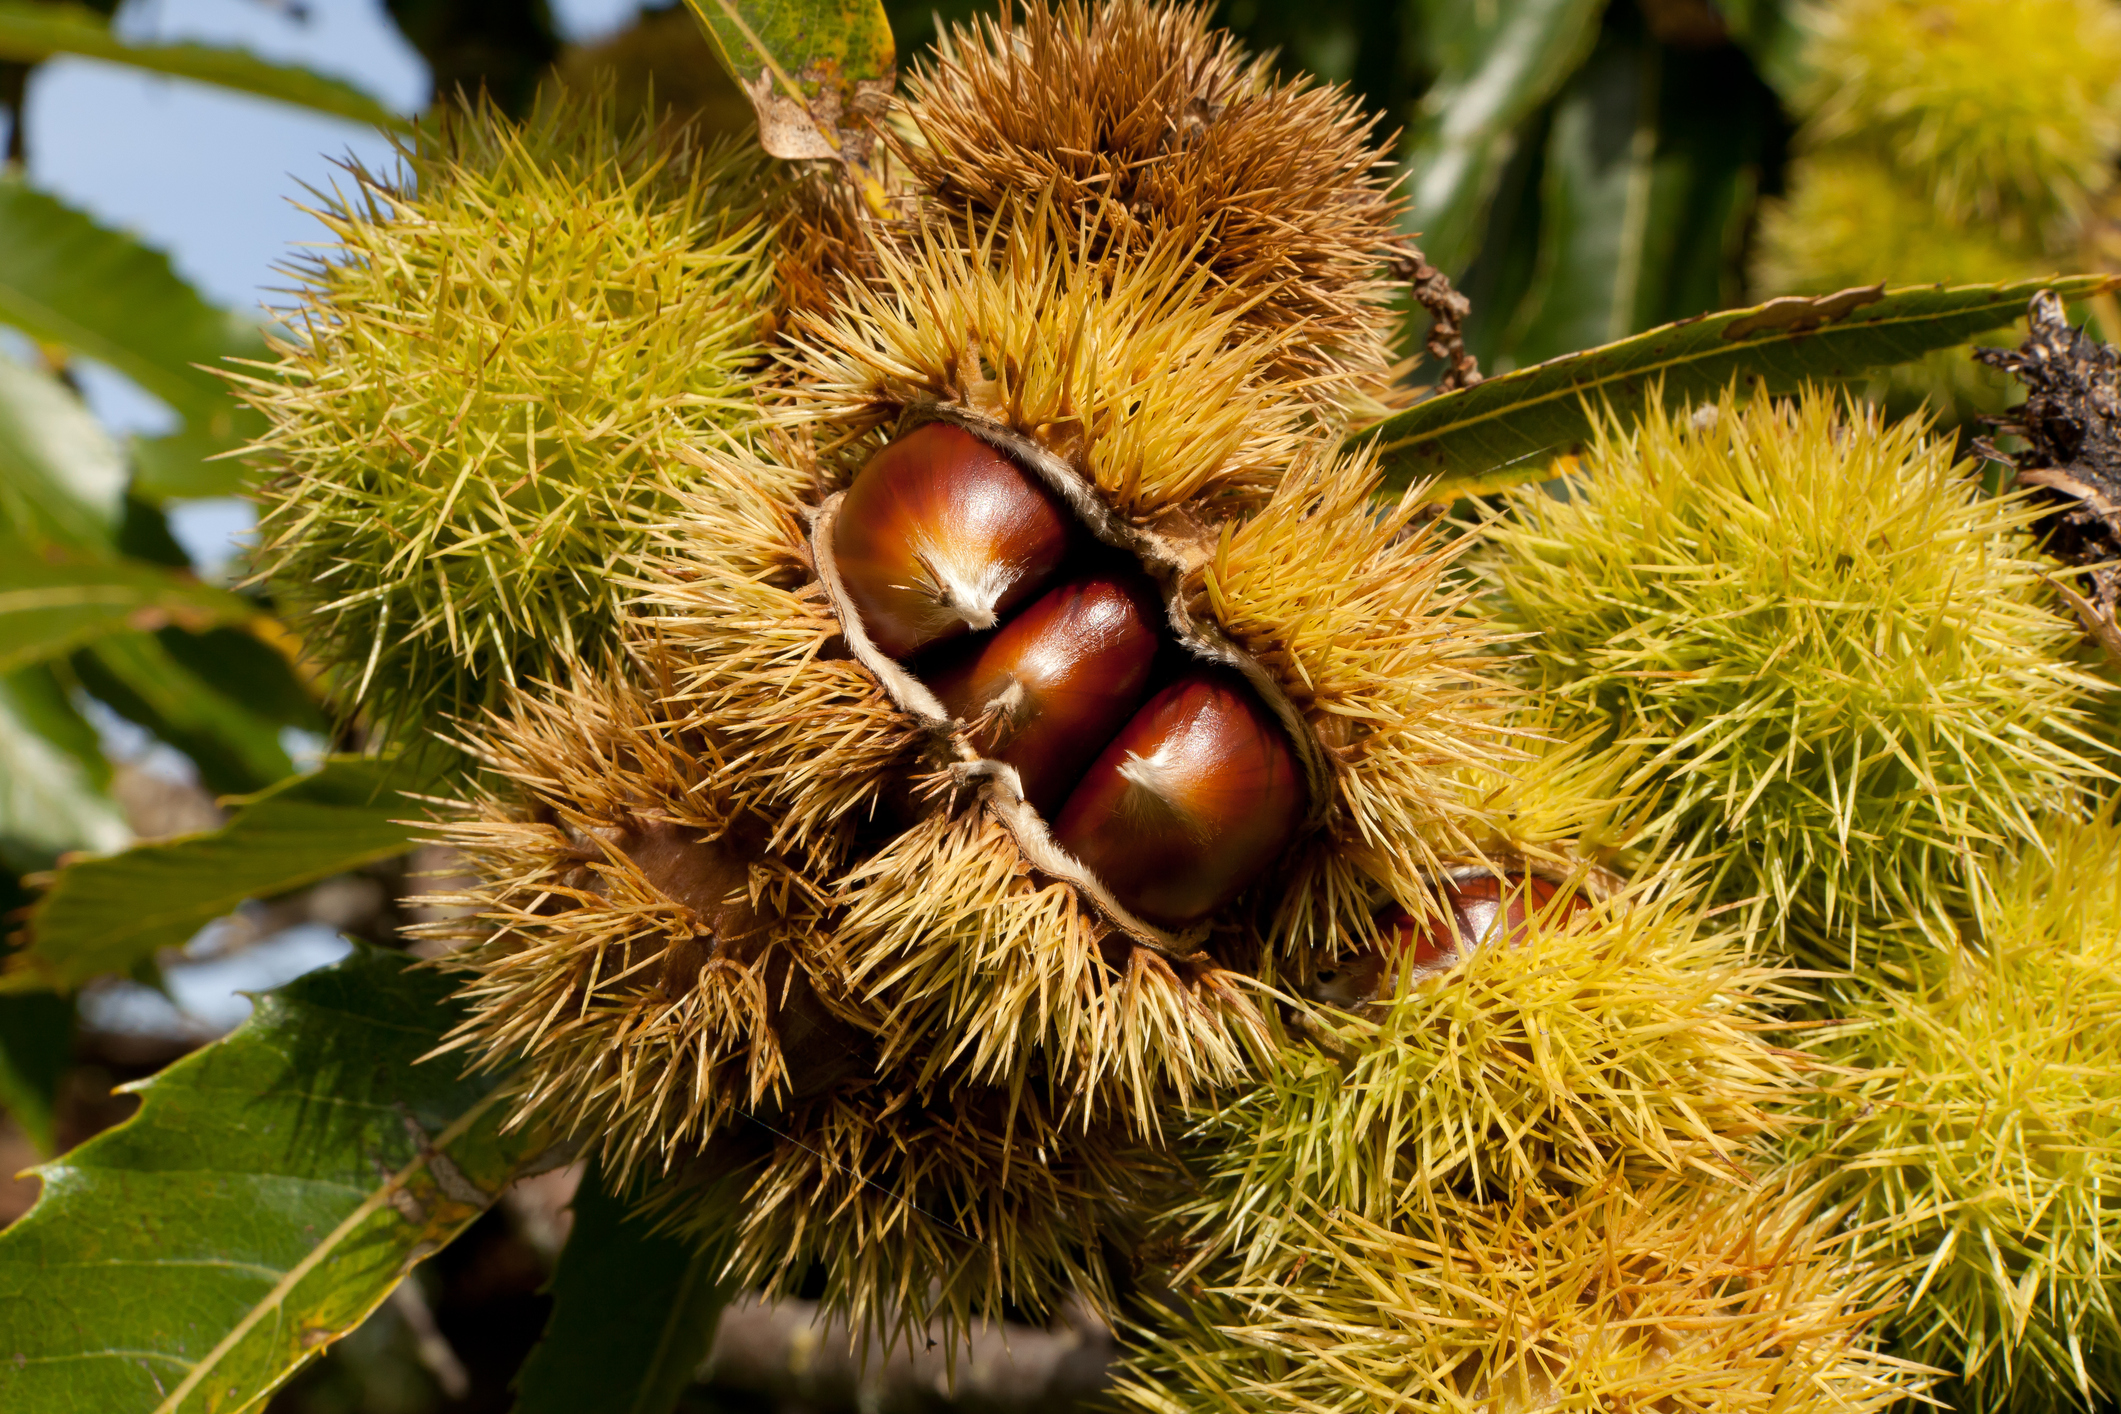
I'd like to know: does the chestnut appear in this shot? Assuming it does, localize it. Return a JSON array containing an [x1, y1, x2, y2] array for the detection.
[[1392, 872, 1586, 970], [1051, 668, 1303, 927], [831, 422, 1073, 660], [1310, 872, 1588, 1006], [926, 570, 1165, 814]]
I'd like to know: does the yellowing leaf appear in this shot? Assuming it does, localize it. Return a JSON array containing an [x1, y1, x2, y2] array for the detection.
[[682, 0, 893, 165]]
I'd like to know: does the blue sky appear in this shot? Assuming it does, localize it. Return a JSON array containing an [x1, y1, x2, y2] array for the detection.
[[21, 0, 647, 564]]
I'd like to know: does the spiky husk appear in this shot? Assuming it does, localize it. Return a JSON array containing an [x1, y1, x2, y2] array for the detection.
[[1797, 0, 2121, 245], [787, 199, 1310, 517], [417, 651, 1175, 1341], [1789, 810, 2121, 1410], [645, 431, 1277, 1128], [1117, 1171, 1922, 1414], [641, 437, 929, 874], [1427, 709, 1657, 880], [239, 89, 776, 749], [1472, 388, 2109, 960], [832, 805, 1269, 1131], [414, 667, 854, 1182], [1195, 445, 1521, 958], [633, 197, 1514, 1129], [652, 1077, 1165, 1347], [1173, 866, 1800, 1281], [885, 0, 1404, 404]]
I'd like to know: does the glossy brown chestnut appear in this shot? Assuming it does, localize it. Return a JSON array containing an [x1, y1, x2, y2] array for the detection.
[[831, 422, 1074, 660], [926, 570, 1164, 814], [1313, 872, 1589, 1006], [1406, 872, 1585, 965], [1051, 668, 1303, 927]]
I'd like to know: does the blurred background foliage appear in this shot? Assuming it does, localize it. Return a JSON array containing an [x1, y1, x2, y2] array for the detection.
[[0, 0, 2116, 1409]]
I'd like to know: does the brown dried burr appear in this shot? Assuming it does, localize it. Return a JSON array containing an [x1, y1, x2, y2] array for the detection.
[[927, 569, 1165, 814], [1051, 667, 1303, 927], [831, 422, 1074, 659]]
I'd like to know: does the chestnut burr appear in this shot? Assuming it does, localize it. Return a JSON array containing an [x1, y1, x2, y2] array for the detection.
[[927, 570, 1165, 814], [1051, 668, 1303, 927], [831, 422, 1074, 660]]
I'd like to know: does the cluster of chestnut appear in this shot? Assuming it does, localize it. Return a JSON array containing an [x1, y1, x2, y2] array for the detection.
[[829, 422, 1305, 928], [828, 421, 1591, 997]]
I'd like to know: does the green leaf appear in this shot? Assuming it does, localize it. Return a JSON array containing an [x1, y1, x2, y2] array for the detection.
[[1452, 105, 1553, 374], [0, 355, 125, 552], [0, 990, 73, 1156], [73, 633, 292, 794], [1363, 276, 2121, 496], [0, 1, 410, 132], [0, 177, 263, 423], [1499, 23, 1661, 366], [0, 947, 546, 1414], [12, 757, 418, 989], [682, 0, 894, 162], [0, 667, 128, 871], [3, 662, 108, 794], [512, 1160, 733, 1414], [158, 627, 328, 735], [1400, 0, 1608, 280], [1628, 42, 1778, 332], [0, 540, 255, 674], [1495, 17, 1779, 369]]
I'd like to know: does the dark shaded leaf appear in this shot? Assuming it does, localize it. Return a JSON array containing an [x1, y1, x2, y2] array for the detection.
[[0, 948, 546, 1413], [73, 633, 293, 793], [159, 626, 328, 735], [1498, 14, 1781, 369], [1629, 38, 1782, 330], [1501, 21, 1661, 365], [0, 177, 263, 424], [1399, 0, 1608, 279], [1713, 0, 1808, 97], [0, 1, 410, 131], [512, 1160, 732, 1414], [12, 757, 418, 989], [0, 990, 73, 1155], [681, 0, 893, 164], [1364, 275, 2121, 496], [113, 493, 194, 569], [1453, 104, 1554, 373]]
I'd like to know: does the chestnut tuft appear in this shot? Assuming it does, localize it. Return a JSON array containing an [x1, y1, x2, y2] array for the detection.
[[927, 570, 1165, 813], [1051, 668, 1303, 926], [831, 422, 1074, 659]]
